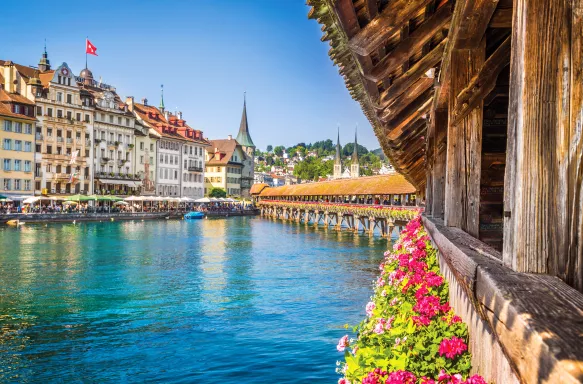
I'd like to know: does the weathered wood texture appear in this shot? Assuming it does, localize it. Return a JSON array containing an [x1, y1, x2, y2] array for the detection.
[[453, 36, 511, 125], [504, 0, 582, 289], [367, 4, 452, 82], [431, 109, 447, 219], [423, 216, 583, 384], [455, 0, 500, 49], [445, 41, 485, 237], [349, 0, 433, 56]]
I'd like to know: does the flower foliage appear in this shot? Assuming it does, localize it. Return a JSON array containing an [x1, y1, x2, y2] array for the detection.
[[258, 200, 421, 221], [336, 216, 489, 384]]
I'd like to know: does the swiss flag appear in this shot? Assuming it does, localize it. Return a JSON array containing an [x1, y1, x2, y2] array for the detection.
[[86, 39, 98, 56]]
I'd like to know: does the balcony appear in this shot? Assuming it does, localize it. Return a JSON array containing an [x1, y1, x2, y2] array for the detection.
[[66, 138, 73, 146], [101, 157, 111, 163], [52, 173, 70, 181], [35, 133, 43, 141], [188, 166, 204, 172], [95, 171, 141, 181], [43, 153, 70, 161], [118, 160, 129, 167], [107, 141, 117, 148], [85, 140, 91, 146], [56, 137, 64, 143]]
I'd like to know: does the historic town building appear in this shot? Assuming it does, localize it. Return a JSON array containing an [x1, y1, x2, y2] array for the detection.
[[130, 116, 159, 196], [205, 136, 246, 196], [0, 66, 37, 197], [333, 129, 342, 179], [34, 60, 92, 195], [79, 69, 140, 195], [350, 129, 359, 178]]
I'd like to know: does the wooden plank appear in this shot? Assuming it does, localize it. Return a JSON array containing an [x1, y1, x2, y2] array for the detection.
[[455, 0, 500, 49], [453, 36, 511, 125], [363, 0, 378, 20], [503, 0, 571, 276], [348, 0, 433, 56], [444, 40, 485, 237], [366, 4, 452, 83], [567, 0, 583, 292], [380, 77, 433, 119], [489, 7, 512, 28], [386, 95, 433, 141], [377, 38, 447, 108], [432, 109, 447, 219]]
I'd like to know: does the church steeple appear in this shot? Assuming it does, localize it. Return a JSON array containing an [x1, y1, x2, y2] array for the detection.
[[38, 39, 51, 72], [159, 84, 165, 112], [351, 125, 360, 178], [236, 92, 255, 148], [333, 126, 342, 179]]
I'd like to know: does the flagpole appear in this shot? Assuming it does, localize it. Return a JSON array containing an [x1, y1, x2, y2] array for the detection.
[[85, 37, 88, 69]]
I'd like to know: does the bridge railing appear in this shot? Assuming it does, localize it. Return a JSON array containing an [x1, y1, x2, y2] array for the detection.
[[258, 200, 422, 221]]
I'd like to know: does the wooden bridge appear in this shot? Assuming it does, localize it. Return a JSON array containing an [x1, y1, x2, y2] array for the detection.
[[259, 200, 421, 238]]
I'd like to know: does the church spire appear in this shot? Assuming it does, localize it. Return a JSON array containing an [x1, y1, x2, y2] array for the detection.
[[352, 125, 359, 164], [159, 84, 165, 112], [236, 92, 255, 148], [38, 39, 51, 72], [335, 126, 342, 164]]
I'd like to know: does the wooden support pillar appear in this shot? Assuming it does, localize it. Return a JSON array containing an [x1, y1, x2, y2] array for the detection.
[[369, 217, 376, 236], [431, 109, 447, 218], [354, 215, 360, 233], [444, 40, 485, 237], [504, 0, 583, 290]]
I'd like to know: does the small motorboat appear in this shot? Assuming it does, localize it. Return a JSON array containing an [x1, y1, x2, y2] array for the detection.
[[184, 211, 204, 220]]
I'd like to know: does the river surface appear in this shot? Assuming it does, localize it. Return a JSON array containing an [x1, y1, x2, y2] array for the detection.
[[0, 217, 387, 383]]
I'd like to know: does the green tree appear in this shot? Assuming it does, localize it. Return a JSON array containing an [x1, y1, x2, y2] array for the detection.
[[273, 145, 285, 157], [266, 145, 273, 152], [209, 187, 227, 198]]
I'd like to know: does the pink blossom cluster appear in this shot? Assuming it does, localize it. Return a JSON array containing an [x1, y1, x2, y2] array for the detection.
[[337, 335, 350, 352], [361, 369, 487, 384], [366, 301, 376, 317], [373, 316, 394, 334], [438, 337, 468, 359]]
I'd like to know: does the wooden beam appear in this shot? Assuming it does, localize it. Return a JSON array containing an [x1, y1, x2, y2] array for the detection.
[[455, 0, 500, 49], [431, 109, 447, 218], [348, 0, 433, 56], [376, 38, 447, 108], [453, 35, 511, 125], [363, 0, 378, 20], [503, 0, 572, 278], [380, 77, 433, 119], [366, 4, 452, 82], [387, 97, 432, 140], [444, 40, 485, 237], [489, 7, 512, 28]]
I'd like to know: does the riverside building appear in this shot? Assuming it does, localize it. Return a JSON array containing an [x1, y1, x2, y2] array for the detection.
[[0, 68, 37, 198]]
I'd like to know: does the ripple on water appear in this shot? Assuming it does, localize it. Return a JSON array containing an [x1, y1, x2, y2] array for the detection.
[[0, 218, 386, 382]]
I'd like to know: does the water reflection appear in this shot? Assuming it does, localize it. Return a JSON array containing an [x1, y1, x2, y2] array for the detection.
[[0, 217, 385, 382]]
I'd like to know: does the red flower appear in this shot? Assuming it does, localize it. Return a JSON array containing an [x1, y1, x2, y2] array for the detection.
[[385, 370, 417, 384], [438, 337, 468, 359]]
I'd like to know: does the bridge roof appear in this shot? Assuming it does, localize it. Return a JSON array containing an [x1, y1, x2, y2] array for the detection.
[[250, 183, 270, 195], [259, 174, 416, 197]]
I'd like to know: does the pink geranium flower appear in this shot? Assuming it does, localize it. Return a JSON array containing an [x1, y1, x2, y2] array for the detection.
[[439, 336, 468, 359], [365, 301, 375, 317], [336, 335, 349, 352]]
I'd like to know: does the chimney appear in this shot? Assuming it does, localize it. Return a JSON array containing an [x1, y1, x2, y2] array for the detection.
[[142, 98, 148, 106], [228, 134, 232, 140], [126, 96, 134, 111], [177, 111, 183, 120], [164, 110, 169, 121]]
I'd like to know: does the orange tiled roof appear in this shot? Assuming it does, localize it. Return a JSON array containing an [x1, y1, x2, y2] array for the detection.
[[250, 183, 270, 195], [0, 102, 36, 122], [259, 174, 416, 197], [39, 71, 55, 87], [0, 89, 35, 105], [206, 138, 244, 166]]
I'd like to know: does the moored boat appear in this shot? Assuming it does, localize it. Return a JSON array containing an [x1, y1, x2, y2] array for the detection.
[[184, 212, 204, 220]]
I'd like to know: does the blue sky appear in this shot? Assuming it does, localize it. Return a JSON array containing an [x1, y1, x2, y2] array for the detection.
[[0, 0, 379, 151]]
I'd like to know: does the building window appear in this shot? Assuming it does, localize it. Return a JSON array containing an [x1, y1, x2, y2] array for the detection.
[[57, 92, 63, 102], [13, 122, 22, 133], [3, 139, 12, 150], [14, 160, 21, 171], [67, 111, 72, 120], [3, 159, 11, 171], [160, 155, 164, 164], [57, 110, 63, 118], [85, 114, 90, 123], [66, 94, 72, 104], [140, 156, 144, 164], [14, 140, 22, 151], [140, 142, 144, 150], [150, 143, 154, 151], [150, 156, 153, 164], [25, 142, 31, 152], [3, 121, 11, 132], [47, 108, 53, 117], [36, 106, 42, 116], [118, 117, 122, 125], [24, 161, 31, 172], [76, 113, 81, 121], [109, 115, 113, 123], [14, 179, 21, 191], [3, 179, 11, 190], [24, 180, 31, 191], [25, 124, 32, 134]]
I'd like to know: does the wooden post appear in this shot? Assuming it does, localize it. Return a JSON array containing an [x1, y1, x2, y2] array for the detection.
[[431, 109, 447, 218], [444, 40, 485, 237], [504, 0, 578, 286]]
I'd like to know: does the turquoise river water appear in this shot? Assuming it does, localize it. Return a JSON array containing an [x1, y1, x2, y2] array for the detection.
[[0, 217, 388, 383]]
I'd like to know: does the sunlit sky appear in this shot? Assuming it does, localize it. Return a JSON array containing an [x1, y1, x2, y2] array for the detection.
[[0, 0, 379, 151]]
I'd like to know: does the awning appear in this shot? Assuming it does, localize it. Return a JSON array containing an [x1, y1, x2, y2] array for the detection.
[[96, 178, 139, 187]]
